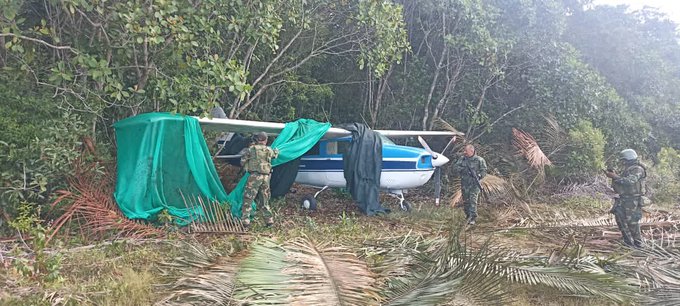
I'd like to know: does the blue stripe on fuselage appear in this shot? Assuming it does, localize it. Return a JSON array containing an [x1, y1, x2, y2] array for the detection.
[[299, 159, 417, 171], [299, 143, 434, 171]]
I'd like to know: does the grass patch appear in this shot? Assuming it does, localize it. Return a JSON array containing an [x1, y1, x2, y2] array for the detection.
[[96, 268, 155, 306]]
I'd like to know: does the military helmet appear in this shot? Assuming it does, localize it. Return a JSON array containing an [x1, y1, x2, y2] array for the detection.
[[619, 149, 638, 161], [254, 131, 268, 142]]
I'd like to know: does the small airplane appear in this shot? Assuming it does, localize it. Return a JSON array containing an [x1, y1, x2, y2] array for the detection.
[[196, 116, 462, 212]]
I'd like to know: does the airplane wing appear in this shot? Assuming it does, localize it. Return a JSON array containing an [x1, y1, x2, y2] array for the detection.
[[195, 117, 352, 138], [376, 130, 464, 137], [194, 116, 463, 139]]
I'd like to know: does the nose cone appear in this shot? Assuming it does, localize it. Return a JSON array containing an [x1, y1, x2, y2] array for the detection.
[[431, 154, 450, 167]]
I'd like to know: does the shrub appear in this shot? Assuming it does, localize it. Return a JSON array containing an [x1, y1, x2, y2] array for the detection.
[[647, 147, 680, 205], [0, 78, 89, 232], [554, 120, 606, 180]]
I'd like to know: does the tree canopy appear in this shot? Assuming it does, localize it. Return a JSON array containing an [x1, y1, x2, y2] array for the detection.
[[2, 0, 679, 219]]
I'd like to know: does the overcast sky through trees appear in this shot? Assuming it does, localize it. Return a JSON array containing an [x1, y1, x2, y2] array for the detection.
[[593, 0, 680, 23]]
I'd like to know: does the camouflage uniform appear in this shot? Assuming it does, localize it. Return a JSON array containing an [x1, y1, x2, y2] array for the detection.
[[453, 155, 487, 222], [241, 144, 279, 225], [610, 161, 646, 247]]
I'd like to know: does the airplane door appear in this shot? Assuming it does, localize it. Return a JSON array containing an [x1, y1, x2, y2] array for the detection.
[[323, 140, 347, 187]]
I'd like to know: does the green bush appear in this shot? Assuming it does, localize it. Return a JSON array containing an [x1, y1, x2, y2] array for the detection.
[[647, 147, 680, 205], [0, 77, 89, 232], [555, 120, 606, 180], [8, 203, 63, 283]]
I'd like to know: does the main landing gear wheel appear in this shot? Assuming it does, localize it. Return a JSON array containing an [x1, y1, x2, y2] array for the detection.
[[400, 201, 411, 212], [389, 190, 411, 213], [301, 195, 318, 210]]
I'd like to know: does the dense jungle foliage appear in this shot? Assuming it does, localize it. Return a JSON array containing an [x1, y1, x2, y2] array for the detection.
[[1, 0, 679, 226]]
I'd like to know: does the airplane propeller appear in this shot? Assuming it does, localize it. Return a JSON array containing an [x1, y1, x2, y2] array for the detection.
[[418, 136, 456, 206]]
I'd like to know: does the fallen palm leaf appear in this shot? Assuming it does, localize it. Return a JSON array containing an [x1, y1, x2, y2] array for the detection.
[[435, 118, 463, 135], [156, 241, 241, 306], [366, 235, 512, 305], [502, 213, 679, 231], [512, 128, 552, 169], [552, 175, 615, 200], [158, 237, 380, 306], [480, 174, 509, 197], [239, 238, 378, 305], [180, 192, 245, 234], [48, 162, 163, 243], [450, 175, 509, 207], [541, 115, 568, 156], [368, 232, 638, 304]]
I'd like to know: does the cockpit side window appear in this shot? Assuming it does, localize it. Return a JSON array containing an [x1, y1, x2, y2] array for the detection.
[[326, 141, 338, 155], [326, 140, 351, 155], [304, 143, 321, 156], [337, 141, 351, 155]]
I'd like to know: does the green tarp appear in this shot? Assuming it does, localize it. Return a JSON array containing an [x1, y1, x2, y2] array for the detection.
[[113, 112, 330, 222]]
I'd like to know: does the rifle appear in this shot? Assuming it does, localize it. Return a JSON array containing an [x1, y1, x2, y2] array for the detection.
[[609, 200, 621, 215], [464, 161, 483, 190]]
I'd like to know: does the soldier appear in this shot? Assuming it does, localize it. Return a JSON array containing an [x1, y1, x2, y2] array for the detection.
[[240, 132, 279, 228], [453, 144, 487, 225], [605, 149, 647, 248]]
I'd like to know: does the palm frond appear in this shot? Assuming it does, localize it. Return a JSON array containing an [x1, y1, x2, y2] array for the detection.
[[239, 238, 380, 305], [366, 236, 461, 305], [446, 246, 515, 305], [551, 175, 614, 200], [158, 263, 239, 306], [156, 231, 651, 305], [434, 118, 462, 134], [384, 262, 466, 306], [234, 240, 293, 304], [541, 115, 568, 155], [450, 190, 463, 207], [367, 235, 513, 305], [502, 212, 679, 231], [449, 178, 463, 207], [280, 238, 380, 305], [158, 238, 380, 306], [649, 288, 680, 306], [481, 174, 509, 197], [484, 239, 639, 303], [156, 241, 240, 306], [369, 231, 640, 305], [180, 193, 246, 234], [449, 175, 509, 207], [512, 128, 552, 169], [48, 162, 163, 243], [501, 261, 636, 303], [630, 239, 680, 261]]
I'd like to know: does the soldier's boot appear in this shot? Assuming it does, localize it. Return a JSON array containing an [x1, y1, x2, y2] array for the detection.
[[630, 219, 643, 248], [631, 230, 643, 248], [466, 209, 477, 225], [622, 237, 633, 246], [621, 231, 634, 246]]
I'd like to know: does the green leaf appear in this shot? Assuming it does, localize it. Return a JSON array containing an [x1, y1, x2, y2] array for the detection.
[[3, 8, 16, 20]]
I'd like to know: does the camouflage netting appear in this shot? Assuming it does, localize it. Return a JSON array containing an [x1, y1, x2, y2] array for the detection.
[[113, 112, 330, 222]]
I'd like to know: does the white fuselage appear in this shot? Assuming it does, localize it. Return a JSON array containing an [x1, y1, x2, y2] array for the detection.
[[295, 157, 436, 190], [294, 139, 440, 191]]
